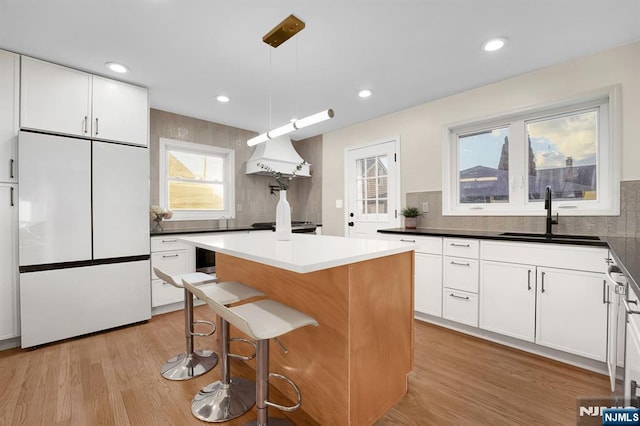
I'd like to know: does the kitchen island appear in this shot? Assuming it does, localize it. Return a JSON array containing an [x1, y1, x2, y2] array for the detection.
[[179, 233, 415, 425]]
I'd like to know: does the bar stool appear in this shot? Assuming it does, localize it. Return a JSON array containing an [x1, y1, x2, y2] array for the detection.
[[183, 279, 319, 426], [184, 277, 265, 422], [153, 267, 219, 381]]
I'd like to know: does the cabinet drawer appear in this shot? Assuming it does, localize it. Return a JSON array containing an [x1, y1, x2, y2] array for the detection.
[[443, 257, 479, 293], [151, 279, 183, 307], [443, 288, 478, 327], [380, 234, 442, 254], [444, 238, 479, 258], [151, 250, 189, 279], [151, 236, 190, 252]]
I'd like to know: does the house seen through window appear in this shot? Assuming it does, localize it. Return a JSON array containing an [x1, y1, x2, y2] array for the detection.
[[445, 87, 619, 216]]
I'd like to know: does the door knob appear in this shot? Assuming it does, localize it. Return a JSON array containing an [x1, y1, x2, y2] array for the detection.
[[349, 212, 354, 217], [348, 221, 354, 227]]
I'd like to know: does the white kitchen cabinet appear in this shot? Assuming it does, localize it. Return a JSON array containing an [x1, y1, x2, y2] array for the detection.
[[20, 56, 148, 146], [150, 236, 195, 309], [92, 76, 149, 145], [92, 142, 150, 259], [535, 267, 607, 361], [625, 289, 640, 401], [442, 288, 478, 327], [380, 234, 443, 317], [20, 260, 151, 348], [479, 261, 536, 342], [0, 183, 19, 340], [0, 50, 19, 183]]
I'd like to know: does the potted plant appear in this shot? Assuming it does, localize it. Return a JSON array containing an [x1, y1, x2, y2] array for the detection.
[[401, 206, 421, 229]]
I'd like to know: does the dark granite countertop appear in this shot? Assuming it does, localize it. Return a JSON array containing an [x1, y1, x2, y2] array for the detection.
[[150, 225, 258, 236], [378, 227, 640, 295]]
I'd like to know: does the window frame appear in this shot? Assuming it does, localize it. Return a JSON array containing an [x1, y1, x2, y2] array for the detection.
[[442, 86, 621, 216], [159, 138, 235, 221]]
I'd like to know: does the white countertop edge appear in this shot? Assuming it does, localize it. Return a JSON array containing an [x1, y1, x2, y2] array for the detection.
[[179, 233, 416, 274]]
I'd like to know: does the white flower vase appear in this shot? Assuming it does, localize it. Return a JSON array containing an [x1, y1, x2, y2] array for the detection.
[[275, 190, 292, 241]]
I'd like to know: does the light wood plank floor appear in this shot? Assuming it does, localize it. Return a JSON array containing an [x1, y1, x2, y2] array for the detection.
[[0, 307, 612, 425]]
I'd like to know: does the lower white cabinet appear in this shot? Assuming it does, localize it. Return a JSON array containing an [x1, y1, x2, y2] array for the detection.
[[0, 184, 19, 340], [415, 252, 442, 317], [480, 261, 536, 342], [20, 260, 151, 348], [150, 236, 194, 308], [535, 267, 607, 361], [443, 288, 478, 327]]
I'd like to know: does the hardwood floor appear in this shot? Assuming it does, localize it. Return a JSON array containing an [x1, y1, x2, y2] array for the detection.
[[0, 308, 611, 425]]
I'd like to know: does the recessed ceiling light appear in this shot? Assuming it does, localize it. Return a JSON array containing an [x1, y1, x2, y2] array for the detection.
[[105, 62, 129, 73], [216, 95, 230, 103], [358, 89, 373, 98], [483, 38, 506, 52]]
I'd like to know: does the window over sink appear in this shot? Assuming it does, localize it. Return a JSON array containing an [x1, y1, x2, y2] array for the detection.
[[159, 138, 235, 220], [443, 86, 620, 216]]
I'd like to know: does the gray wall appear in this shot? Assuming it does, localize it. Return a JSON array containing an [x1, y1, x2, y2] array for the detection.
[[406, 180, 640, 238], [149, 108, 322, 231]]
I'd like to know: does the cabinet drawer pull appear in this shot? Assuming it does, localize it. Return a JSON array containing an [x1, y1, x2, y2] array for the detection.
[[449, 260, 470, 267], [450, 243, 470, 247], [449, 293, 470, 300], [162, 254, 180, 258], [400, 239, 416, 243], [603, 280, 609, 304], [95, 117, 99, 135], [527, 270, 532, 291], [9, 158, 14, 179], [83, 116, 88, 134], [161, 239, 178, 243], [541, 271, 545, 293], [10, 187, 15, 207]]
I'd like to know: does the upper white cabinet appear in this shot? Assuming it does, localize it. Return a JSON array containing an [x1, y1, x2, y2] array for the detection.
[[20, 56, 148, 146], [0, 50, 19, 183]]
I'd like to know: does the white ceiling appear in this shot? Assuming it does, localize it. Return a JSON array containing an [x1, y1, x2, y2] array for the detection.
[[1, 0, 640, 141]]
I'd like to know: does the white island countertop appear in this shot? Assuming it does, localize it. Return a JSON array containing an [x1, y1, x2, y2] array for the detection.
[[179, 232, 416, 273]]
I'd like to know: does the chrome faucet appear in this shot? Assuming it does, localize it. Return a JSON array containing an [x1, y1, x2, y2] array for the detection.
[[544, 185, 559, 236]]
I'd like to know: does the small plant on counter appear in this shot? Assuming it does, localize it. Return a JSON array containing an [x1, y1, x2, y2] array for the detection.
[[401, 206, 421, 229], [258, 161, 307, 191], [400, 206, 421, 218], [150, 205, 173, 231]]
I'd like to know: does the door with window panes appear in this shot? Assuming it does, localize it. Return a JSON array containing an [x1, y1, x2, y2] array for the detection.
[[346, 140, 400, 238]]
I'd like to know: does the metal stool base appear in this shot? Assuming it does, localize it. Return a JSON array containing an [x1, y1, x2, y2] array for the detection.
[[191, 377, 256, 422], [161, 350, 218, 381], [245, 417, 294, 426]]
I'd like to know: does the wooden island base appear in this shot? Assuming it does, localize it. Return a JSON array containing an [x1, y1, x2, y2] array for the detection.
[[216, 251, 414, 425]]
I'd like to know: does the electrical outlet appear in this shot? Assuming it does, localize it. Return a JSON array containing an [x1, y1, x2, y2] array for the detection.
[[422, 202, 429, 213], [336, 199, 343, 208]]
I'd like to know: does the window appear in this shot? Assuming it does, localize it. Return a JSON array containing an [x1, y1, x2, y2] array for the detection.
[[443, 86, 620, 216], [356, 154, 389, 216], [159, 138, 235, 220]]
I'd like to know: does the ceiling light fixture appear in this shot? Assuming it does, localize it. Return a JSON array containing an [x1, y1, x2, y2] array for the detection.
[[247, 109, 334, 146], [483, 38, 506, 52], [358, 89, 373, 98], [216, 95, 230, 103], [105, 62, 129, 73], [247, 14, 335, 146]]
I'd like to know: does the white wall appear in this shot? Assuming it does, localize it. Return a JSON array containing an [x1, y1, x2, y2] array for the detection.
[[322, 41, 640, 236]]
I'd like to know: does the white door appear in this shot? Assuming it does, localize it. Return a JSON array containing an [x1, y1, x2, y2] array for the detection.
[[18, 132, 92, 265], [92, 142, 150, 259], [345, 139, 400, 238]]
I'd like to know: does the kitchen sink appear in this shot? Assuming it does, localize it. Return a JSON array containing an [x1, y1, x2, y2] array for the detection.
[[499, 232, 601, 241]]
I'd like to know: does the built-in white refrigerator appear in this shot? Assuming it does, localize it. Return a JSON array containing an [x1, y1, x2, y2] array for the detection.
[[18, 131, 150, 348]]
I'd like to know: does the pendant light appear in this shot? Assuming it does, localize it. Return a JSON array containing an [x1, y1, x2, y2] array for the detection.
[[247, 14, 334, 147]]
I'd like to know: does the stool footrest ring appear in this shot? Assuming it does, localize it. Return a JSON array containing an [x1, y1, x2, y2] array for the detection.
[[228, 337, 257, 361], [264, 373, 302, 412], [190, 319, 216, 337]]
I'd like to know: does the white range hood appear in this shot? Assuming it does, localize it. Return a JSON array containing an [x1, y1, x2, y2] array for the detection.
[[246, 136, 310, 176]]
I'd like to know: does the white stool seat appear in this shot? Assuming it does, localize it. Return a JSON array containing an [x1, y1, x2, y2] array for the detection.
[[153, 268, 215, 289], [195, 281, 265, 306], [230, 299, 319, 340]]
